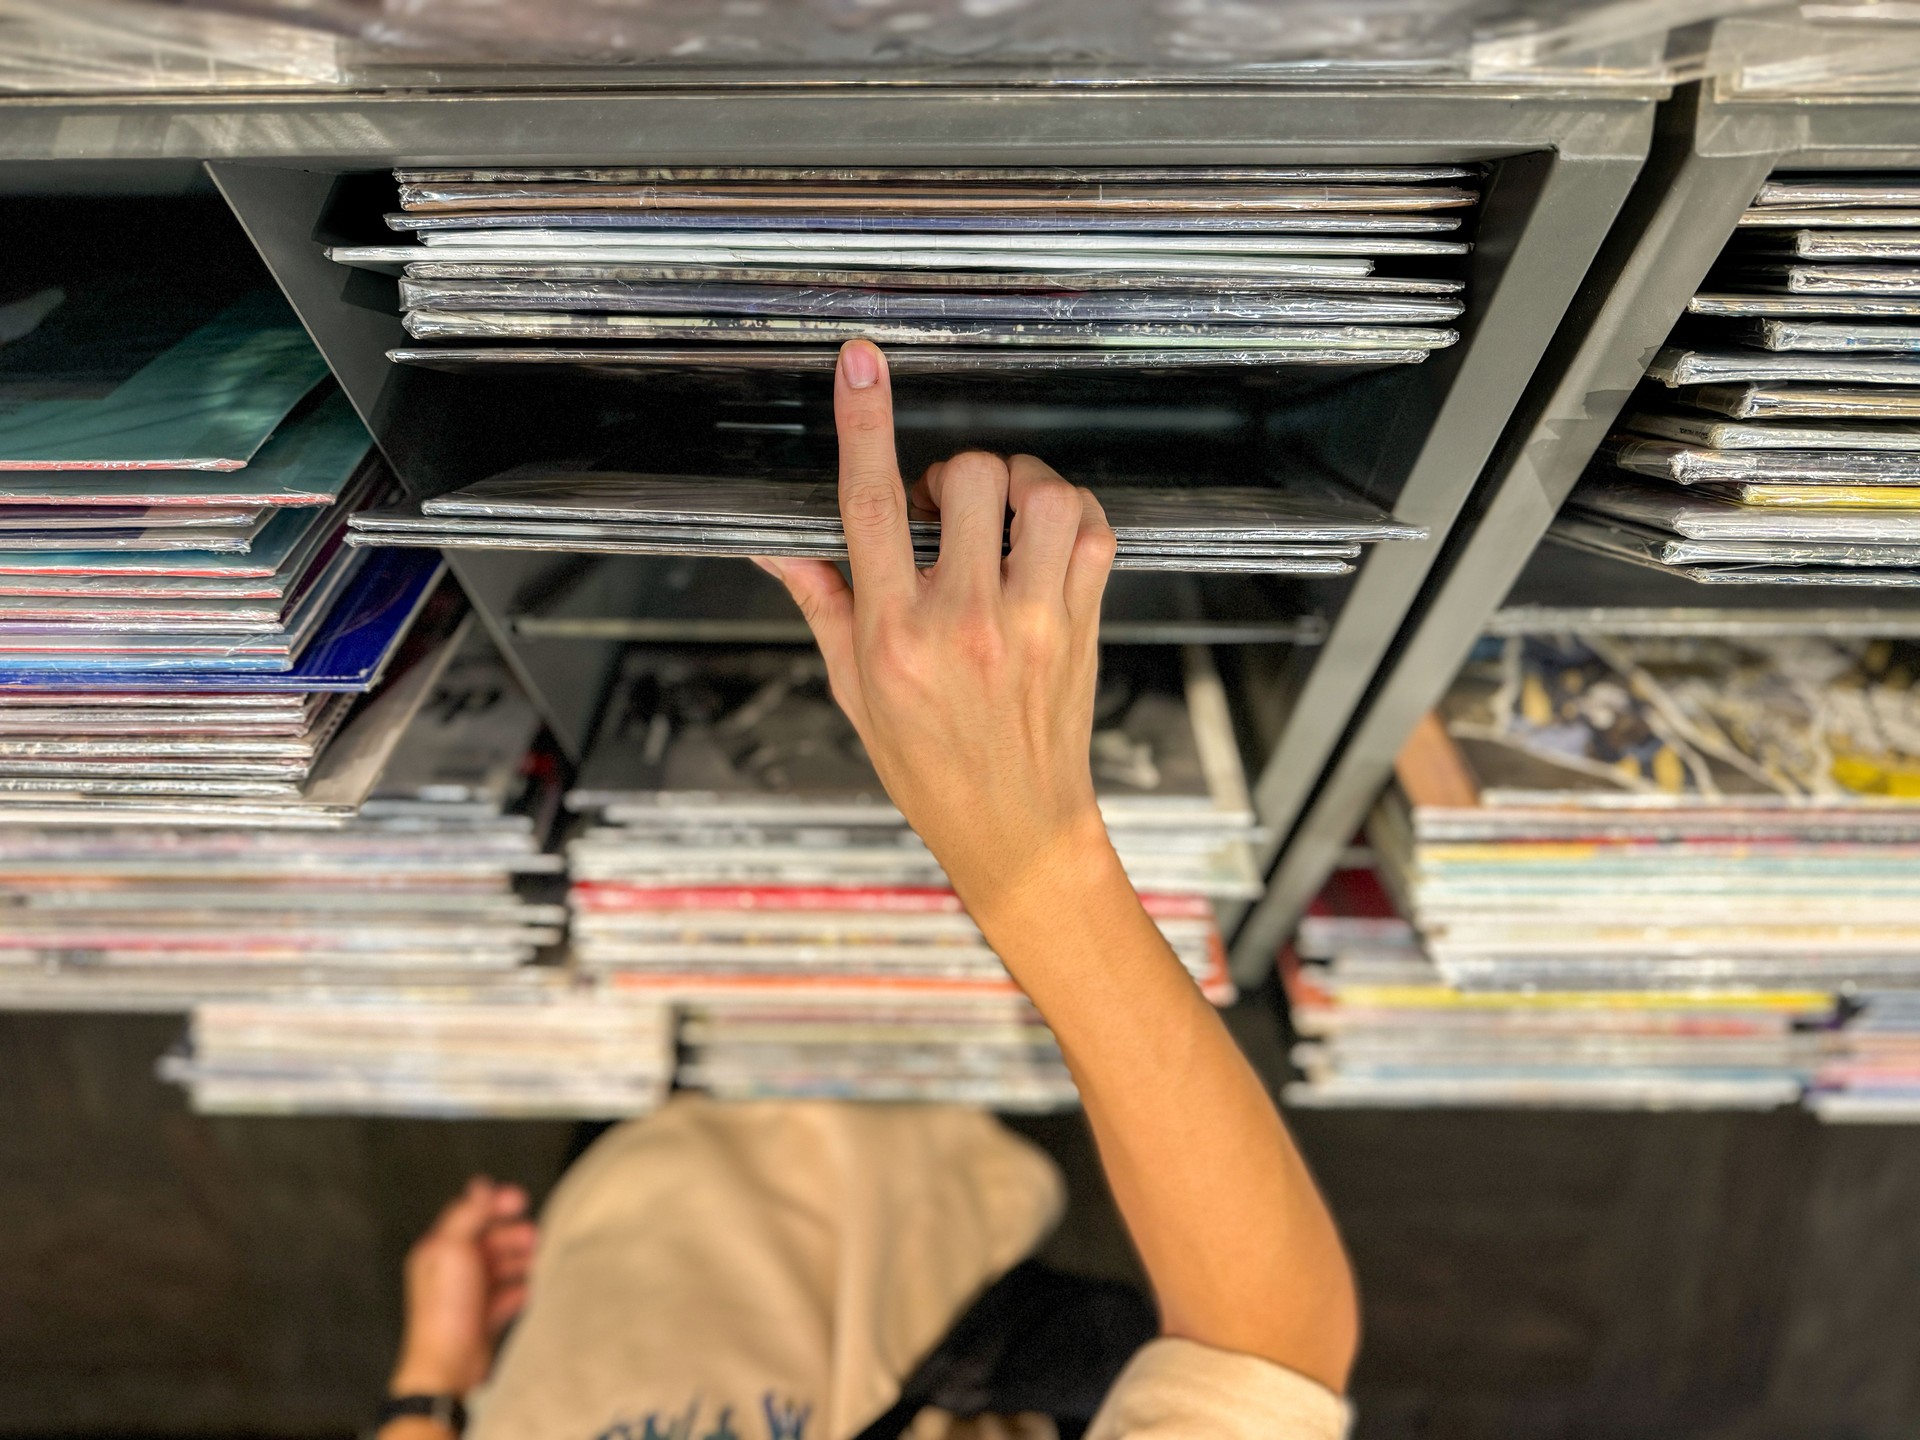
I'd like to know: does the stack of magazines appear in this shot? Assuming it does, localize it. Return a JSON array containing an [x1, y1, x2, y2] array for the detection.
[[328, 164, 1475, 376], [1281, 859, 1830, 1110], [678, 996, 1076, 1111], [166, 996, 675, 1118], [0, 286, 456, 823], [158, 644, 684, 1120], [1282, 633, 1920, 1111], [348, 465, 1426, 577], [0, 638, 564, 1011], [1808, 990, 1920, 1123], [560, 644, 1247, 1107], [1554, 170, 1920, 586]]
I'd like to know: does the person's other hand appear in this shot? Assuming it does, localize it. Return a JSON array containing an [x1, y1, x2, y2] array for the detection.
[[753, 339, 1118, 922], [389, 1177, 536, 1397]]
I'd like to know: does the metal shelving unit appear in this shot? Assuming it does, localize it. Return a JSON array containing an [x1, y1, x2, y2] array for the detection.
[[0, 82, 1660, 982], [1237, 82, 1920, 975]]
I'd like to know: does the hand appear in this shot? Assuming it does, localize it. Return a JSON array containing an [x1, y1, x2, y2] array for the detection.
[[754, 339, 1119, 923], [389, 1177, 536, 1397], [764, 343, 1360, 1392]]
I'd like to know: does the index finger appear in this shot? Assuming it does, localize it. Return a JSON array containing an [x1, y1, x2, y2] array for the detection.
[[833, 340, 918, 605]]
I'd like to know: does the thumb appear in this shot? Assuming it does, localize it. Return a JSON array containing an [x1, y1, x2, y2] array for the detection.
[[751, 556, 867, 731], [432, 1178, 498, 1245]]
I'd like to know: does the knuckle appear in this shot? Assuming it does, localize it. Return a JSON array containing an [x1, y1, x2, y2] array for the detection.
[[841, 478, 903, 536], [1024, 478, 1080, 524], [942, 450, 1010, 489], [841, 402, 893, 438], [1012, 453, 1067, 487], [949, 612, 1006, 668], [1009, 596, 1067, 646], [1077, 524, 1119, 568]]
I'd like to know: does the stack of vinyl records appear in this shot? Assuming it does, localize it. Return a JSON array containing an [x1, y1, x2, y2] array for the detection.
[[0, 285, 456, 823], [165, 997, 675, 1119], [0, 634, 563, 1011], [1553, 170, 1920, 586], [348, 465, 1427, 577], [1281, 858, 1829, 1110], [326, 164, 1475, 376], [562, 644, 1247, 1108], [1808, 990, 1920, 1123], [1288, 632, 1920, 1110]]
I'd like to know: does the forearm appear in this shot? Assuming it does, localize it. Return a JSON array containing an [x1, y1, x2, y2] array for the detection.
[[772, 340, 1357, 1387], [968, 824, 1359, 1392]]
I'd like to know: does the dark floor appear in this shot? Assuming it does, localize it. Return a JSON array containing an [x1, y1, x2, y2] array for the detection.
[[2, 1005, 1917, 1439]]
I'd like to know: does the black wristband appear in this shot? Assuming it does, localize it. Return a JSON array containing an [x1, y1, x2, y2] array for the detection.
[[377, 1394, 468, 1435]]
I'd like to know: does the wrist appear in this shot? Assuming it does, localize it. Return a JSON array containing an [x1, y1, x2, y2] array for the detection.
[[960, 809, 1132, 939], [389, 1350, 473, 1399], [377, 1396, 469, 1440]]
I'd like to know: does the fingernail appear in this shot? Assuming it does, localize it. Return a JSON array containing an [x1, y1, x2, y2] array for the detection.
[[749, 555, 785, 578], [839, 340, 879, 390]]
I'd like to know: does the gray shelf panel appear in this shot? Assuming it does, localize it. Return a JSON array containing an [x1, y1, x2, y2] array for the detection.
[[1229, 138, 1652, 976], [0, 86, 1658, 167], [1238, 85, 1920, 976], [209, 161, 624, 758], [1490, 542, 1920, 637]]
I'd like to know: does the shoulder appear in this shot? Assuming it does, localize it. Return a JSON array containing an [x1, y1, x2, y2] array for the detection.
[[1084, 1338, 1351, 1440]]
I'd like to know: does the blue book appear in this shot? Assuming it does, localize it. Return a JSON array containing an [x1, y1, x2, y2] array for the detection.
[[0, 548, 445, 692]]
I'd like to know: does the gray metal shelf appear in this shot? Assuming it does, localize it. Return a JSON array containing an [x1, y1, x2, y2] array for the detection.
[[0, 83, 1657, 978], [0, 84, 1658, 168], [1237, 83, 1920, 976]]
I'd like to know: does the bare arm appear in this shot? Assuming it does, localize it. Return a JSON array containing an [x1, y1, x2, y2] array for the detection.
[[756, 339, 1360, 1391], [378, 1178, 537, 1440]]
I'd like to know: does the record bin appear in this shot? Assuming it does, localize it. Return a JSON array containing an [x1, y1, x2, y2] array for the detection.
[[1244, 80, 1920, 977]]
